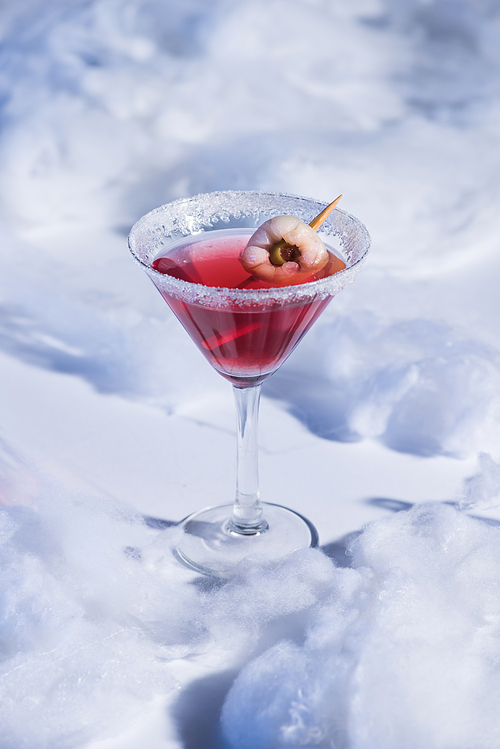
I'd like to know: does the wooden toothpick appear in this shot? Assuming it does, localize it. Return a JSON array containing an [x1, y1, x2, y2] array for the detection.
[[309, 195, 342, 231]]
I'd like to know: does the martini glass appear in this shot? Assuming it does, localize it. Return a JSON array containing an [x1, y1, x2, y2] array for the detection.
[[128, 191, 369, 576]]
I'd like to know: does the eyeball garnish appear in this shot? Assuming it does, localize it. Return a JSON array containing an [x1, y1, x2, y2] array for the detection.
[[239, 195, 345, 286]]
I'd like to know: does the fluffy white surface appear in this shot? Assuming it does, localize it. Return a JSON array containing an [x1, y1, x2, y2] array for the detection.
[[1, 0, 500, 747], [0, 489, 183, 748], [222, 504, 500, 749]]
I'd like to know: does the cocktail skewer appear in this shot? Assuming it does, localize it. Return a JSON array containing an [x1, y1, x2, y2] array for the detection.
[[308, 194, 342, 231]]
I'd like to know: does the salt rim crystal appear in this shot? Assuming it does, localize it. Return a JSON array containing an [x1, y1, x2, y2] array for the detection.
[[128, 190, 370, 310]]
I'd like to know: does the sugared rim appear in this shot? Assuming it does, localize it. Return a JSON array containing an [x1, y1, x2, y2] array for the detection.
[[127, 190, 370, 304]]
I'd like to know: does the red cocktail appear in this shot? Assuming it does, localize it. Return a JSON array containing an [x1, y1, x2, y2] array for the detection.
[[151, 229, 342, 386]]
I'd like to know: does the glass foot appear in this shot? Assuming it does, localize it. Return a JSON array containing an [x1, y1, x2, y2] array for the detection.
[[175, 502, 319, 577]]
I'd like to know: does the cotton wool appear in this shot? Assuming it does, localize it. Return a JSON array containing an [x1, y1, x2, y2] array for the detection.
[[0, 486, 199, 748], [460, 452, 500, 510], [269, 313, 500, 459], [222, 503, 500, 749]]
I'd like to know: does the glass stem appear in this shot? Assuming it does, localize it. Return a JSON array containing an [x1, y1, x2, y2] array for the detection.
[[228, 384, 268, 535]]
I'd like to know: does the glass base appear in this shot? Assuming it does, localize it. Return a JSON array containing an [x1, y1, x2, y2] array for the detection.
[[175, 502, 319, 577]]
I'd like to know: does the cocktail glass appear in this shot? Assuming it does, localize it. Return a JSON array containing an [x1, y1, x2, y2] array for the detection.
[[128, 191, 370, 576]]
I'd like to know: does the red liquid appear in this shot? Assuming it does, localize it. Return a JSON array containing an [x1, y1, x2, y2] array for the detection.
[[152, 231, 338, 386]]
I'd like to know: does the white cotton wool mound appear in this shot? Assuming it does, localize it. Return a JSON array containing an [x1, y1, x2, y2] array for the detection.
[[460, 452, 500, 511], [269, 313, 500, 458], [0, 485, 202, 749], [201, 548, 337, 658], [221, 503, 500, 749]]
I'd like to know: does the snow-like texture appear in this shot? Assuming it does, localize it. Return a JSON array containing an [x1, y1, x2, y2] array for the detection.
[[460, 452, 500, 510], [2, 0, 500, 747], [0, 475, 200, 747], [222, 503, 500, 749], [268, 314, 500, 457]]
